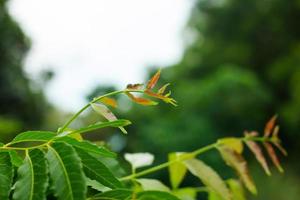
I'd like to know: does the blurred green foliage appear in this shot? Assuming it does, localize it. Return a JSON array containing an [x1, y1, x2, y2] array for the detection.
[[115, 0, 300, 198], [0, 0, 48, 142]]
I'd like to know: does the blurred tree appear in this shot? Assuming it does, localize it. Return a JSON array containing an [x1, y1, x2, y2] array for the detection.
[[0, 0, 48, 141], [83, 0, 300, 159], [121, 0, 300, 181]]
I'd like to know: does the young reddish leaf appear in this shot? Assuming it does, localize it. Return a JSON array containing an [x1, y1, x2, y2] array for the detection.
[[91, 103, 127, 134], [244, 132, 271, 175], [126, 83, 144, 90], [218, 147, 257, 195], [264, 115, 277, 137], [263, 142, 284, 173], [100, 97, 118, 108], [125, 92, 158, 106], [145, 90, 177, 106], [158, 83, 170, 95], [146, 69, 161, 90]]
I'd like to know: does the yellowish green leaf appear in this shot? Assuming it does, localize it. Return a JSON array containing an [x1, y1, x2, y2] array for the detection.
[[168, 152, 188, 189], [218, 147, 257, 194], [184, 159, 231, 200], [218, 137, 243, 154], [227, 179, 246, 200], [100, 97, 118, 108], [137, 178, 170, 192]]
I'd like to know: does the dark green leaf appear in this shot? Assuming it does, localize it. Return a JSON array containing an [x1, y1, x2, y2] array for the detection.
[[9, 151, 23, 167], [0, 152, 13, 200], [13, 149, 48, 200], [55, 137, 116, 158], [92, 189, 133, 200], [75, 147, 122, 189], [46, 142, 86, 200], [10, 131, 56, 145]]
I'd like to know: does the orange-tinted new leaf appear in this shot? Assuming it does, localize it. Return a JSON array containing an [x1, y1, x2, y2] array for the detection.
[[263, 142, 284, 173], [264, 115, 277, 137], [100, 97, 118, 108], [146, 69, 161, 90], [126, 92, 158, 106], [145, 90, 177, 106]]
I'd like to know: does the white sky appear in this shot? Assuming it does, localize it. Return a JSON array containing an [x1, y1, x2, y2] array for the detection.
[[9, 0, 193, 111]]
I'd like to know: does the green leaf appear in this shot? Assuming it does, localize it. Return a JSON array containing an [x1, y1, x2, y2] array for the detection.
[[55, 136, 116, 158], [172, 187, 197, 200], [92, 189, 133, 200], [46, 142, 86, 200], [86, 178, 109, 192], [137, 178, 170, 192], [168, 152, 187, 189], [0, 152, 13, 200], [208, 191, 223, 200], [13, 149, 48, 200], [10, 131, 56, 145], [75, 147, 122, 189], [218, 147, 257, 194], [184, 159, 231, 200], [137, 191, 180, 200], [227, 179, 246, 200], [9, 151, 23, 167], [64, 120, 131, 136]]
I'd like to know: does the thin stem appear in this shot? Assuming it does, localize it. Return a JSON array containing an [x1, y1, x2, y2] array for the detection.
[[58, 89, 144, 134], [120, 136, 271, 181], [120, 143, 218, 181]]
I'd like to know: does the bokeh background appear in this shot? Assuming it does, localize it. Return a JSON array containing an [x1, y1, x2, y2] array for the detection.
[[1, 0, 300, 199]]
